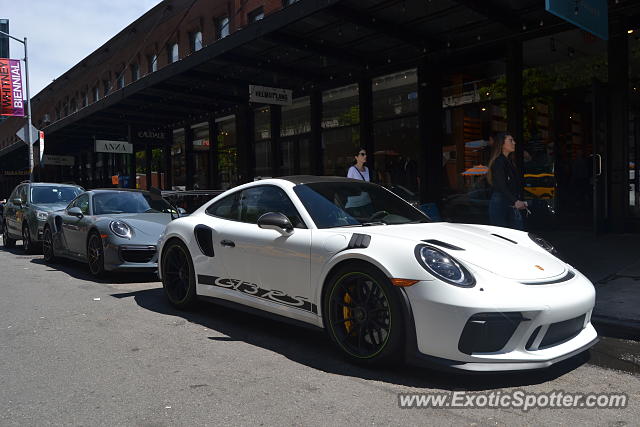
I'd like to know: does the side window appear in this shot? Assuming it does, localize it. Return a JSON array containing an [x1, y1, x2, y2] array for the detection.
[[239, 186, 306, 228], [9, 186, 19, 201], [205, 192, 240, 220], [76, 195, 90, 215], [18, 185, 28, 203]]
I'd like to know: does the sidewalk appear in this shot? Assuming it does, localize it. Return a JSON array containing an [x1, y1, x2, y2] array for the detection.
[[541, 231, 640, 340]]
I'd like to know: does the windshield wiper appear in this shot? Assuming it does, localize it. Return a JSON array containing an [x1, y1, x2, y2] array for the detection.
[[361, 221, 386, 226]]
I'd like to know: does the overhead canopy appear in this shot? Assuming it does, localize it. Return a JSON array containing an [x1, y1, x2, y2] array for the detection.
[[42, 0, 640, 146]]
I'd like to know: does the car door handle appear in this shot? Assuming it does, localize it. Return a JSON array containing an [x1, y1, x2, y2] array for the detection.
[[220, 239, 235, 248]]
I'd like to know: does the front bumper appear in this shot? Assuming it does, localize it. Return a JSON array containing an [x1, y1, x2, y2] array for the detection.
[[103, 241, 158, 272], [403, 267, 598, 372]]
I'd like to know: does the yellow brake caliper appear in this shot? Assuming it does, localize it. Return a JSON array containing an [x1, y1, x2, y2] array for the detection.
[[343, 291, 353, 334]]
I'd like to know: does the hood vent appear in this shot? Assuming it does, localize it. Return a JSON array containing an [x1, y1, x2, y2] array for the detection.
[[491, 233, 518, 244], [422, 239, 464, 251]]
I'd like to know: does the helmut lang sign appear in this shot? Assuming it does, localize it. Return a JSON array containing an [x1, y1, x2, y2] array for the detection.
[[249, 85, 292, 106], [95, 140, 133, 154]]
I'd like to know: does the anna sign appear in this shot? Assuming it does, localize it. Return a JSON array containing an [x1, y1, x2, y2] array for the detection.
[[0, 58, 25, 117]]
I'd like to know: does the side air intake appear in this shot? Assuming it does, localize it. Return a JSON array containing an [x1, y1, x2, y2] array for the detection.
[[194, 225, 215, 257]]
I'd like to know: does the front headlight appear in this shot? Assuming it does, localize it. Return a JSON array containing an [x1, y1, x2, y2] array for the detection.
[[36, 210, 48, 221], [109, 220, 132, 239], [415, 245, 475, 287], [528, 233, 557, 255]]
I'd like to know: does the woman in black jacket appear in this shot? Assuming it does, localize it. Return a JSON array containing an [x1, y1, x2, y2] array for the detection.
[[487, 132, 527, 230]]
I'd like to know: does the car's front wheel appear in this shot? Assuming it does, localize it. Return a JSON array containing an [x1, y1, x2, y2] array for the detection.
[[43, 227, 57, 263], [22, 223, 35, 255], [87, 232, 105, 277], [161, 239, 197, 309], [2, 222, 15, 248], [323, 262, 405, 365]]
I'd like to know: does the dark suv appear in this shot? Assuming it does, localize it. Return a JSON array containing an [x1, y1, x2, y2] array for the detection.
[[2, 182, 84, 253]]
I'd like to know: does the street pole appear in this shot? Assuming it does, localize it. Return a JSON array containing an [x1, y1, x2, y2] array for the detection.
[[23, 37, 34, 181], [0, 30, 34, 180]]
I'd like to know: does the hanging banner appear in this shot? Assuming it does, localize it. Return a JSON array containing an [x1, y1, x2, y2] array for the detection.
[[545, 0, 608, 40], [0, 58, 25, 117], [249, 85, 292, 106]]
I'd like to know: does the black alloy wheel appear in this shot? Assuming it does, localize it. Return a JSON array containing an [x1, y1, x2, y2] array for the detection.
[[87, 232, 105, 277], [43, 227, 56, 263], [22, 224, 35, 255], [324, 262, 404, 364], [3, 222, 15, 248], [161, 240, 197, 309]]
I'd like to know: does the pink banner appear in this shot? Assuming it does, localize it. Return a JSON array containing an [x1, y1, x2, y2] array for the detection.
[[0, 58, 25, 117]]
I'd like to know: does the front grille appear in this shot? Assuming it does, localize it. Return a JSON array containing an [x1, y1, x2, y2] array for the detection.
[[539, 314, 586, 349], [120, 246, 156, 263]]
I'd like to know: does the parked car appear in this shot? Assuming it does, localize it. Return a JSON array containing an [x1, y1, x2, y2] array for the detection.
[[43, 189, 178, 276], [157, 176, 597, 372], [2, 182, 84, 253]]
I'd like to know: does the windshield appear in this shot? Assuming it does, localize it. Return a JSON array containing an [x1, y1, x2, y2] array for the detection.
[[93, 192, 175, 215], [31, 186, 82, 205], [293, 181, 429, 228]]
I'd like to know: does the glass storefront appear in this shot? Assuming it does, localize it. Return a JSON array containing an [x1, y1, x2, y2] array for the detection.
[[254, 107, 271, 178], [192, 122, 210, 189], [216, 115, 238, 190], [281, 96, 311, 175], [322, 84, 360, 177], [171, 128, 186, 190], [372, 69, 419, 193]]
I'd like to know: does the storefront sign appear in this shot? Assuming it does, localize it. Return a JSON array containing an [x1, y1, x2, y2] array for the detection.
[[545, 0, 608, 40], [1, 169, 30, 176], [249, 85, 292, 106], [0, 58, 25, 117], [95, 139, 133, 154], [42, 154, 75, 166], [134, 129, 167, 144]]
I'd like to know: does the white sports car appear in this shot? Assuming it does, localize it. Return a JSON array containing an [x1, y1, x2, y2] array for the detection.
[[157, 176, 597, 372]]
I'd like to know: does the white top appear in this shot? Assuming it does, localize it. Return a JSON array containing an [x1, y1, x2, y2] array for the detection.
[[347, 165, 370, 182]]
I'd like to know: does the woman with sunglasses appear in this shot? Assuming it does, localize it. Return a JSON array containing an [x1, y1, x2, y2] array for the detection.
[[347, 148, 370, 182]]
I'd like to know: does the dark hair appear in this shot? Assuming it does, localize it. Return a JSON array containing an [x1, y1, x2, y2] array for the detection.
[[487, 132, 516, 185], [352, 147, 367, 165]]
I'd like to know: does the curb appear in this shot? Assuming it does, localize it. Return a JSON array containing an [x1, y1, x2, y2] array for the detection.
[[591, 315, 640, 341]]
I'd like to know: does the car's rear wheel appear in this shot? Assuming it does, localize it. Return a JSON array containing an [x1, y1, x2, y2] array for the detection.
[[323, 262, 404, 365], [22, 223, 35, 255], [2, 222, 15, 248], [161, 239, 197, 309], [43, 227, 57, 263], [87, 232, 105, 277]]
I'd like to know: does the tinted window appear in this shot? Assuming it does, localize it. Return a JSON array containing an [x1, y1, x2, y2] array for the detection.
[[69, 194, 90, 215], [93, 192, 174, 215], [31, 186, 82, 204], [239, 186, 305, 228], [293, 181, 429, 229], [18, 185, 28, 203], [206, 192, 240, 220]]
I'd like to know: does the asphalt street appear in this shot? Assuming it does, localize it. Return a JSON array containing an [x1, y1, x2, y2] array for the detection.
[[0, 241, 638, 426]]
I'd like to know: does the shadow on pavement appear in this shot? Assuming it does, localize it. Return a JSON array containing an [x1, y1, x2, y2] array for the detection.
[[111, 287, 591, 390], [29, 257, 158, 284]]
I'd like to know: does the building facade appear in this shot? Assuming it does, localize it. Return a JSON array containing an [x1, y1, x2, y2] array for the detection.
[[1, 0, 640, 232]]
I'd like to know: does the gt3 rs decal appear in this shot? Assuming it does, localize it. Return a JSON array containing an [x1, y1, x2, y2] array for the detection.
[[198, 275, 318, 314]]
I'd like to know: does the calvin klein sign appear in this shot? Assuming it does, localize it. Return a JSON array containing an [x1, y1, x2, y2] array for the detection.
[[95, 139, 133, 154]]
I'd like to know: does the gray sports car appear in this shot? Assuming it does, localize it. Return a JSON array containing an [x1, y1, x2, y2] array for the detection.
[[43, 189, 178, 276]]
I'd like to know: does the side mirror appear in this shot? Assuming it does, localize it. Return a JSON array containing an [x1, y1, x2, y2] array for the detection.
[[257, 212, 293, 234], [68, 207, 83, 218], [178, 207, 187, 215], [12, 198, 22, 206]]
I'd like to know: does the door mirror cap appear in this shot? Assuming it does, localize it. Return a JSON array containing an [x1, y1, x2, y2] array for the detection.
[[12, 198, 22, 206], [257, 212, 294, 234], [68, 207, 83, 217]]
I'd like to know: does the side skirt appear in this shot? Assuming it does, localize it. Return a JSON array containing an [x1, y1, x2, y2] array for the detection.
[[197, 295, 324, 333]]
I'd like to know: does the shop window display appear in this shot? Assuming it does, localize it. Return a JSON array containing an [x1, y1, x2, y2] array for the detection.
[[192, 122, 210, 189], [216, 115, 238, 190], [171, 129, 186, 190], [322, 85, 360, 177]]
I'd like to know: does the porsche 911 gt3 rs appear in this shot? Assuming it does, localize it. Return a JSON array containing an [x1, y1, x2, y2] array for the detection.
[[157, 176, 597, 372]]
